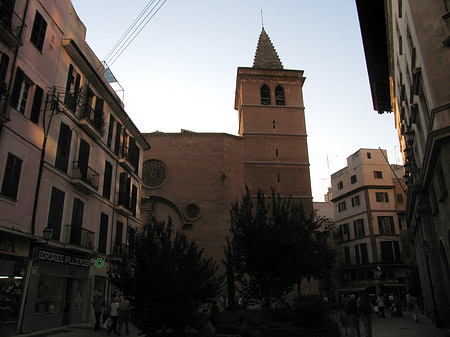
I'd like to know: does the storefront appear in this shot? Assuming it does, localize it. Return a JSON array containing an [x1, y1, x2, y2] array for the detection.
[[21, 247, 92, 333], [0, 232, 30, 335]]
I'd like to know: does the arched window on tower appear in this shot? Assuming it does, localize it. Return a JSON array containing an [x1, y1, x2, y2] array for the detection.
[[260, 84, 271, 105], [275, 85, 285, 106]]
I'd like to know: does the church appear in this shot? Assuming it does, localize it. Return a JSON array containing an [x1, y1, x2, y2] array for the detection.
[[141, 28, 313, 271]]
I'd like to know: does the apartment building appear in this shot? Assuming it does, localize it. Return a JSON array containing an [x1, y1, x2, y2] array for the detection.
[[0, 1, 149, 333], [331, 149, 408, 298], [356, 0, 450, 325]]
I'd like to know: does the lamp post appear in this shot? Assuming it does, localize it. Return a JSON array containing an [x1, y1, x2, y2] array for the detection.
[[421, 240, 442, 328], [43, 227, 54, 240]]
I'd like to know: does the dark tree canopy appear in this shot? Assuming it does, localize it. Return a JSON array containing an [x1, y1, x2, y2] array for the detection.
[[229, 187, 335, 307], [109, 214, 222, 336]]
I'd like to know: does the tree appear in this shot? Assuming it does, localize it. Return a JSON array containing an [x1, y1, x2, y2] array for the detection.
[[109, 213, 222, 336], [229, 187, 335, 308]]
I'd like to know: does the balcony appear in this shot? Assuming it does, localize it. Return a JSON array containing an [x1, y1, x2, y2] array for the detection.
[[118, 145, 135, 172], [0, 6, 26, 48], [116, 193, 133, 216], [64, 225, 94, 251], [0, 88, 10, 123], [72, 161, 99, 194], [79, 104, 104, 139], [112, 243, 129, 256]]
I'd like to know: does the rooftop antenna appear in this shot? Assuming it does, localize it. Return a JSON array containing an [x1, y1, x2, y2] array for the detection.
[[261, 9, 264, 29]]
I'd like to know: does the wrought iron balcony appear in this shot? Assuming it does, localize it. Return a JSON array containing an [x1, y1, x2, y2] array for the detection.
[[0, 87, 11, 123], [72, 161, 99, 194], [116, 193, 133, 216], [64, 224, 94, 250], [112, 243, 129, 256], [0, 6, 26, 48], [119, 145, 135, 172], [79, 104, 105, 139]]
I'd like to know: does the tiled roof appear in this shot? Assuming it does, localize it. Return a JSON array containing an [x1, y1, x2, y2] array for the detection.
[[253, 28, 283, 69]]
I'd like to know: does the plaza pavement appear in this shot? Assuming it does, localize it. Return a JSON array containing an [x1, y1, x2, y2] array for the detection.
[[10, 310, 449, 337]]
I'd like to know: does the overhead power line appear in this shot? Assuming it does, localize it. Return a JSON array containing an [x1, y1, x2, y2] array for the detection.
[[103, 0, 168, 68]]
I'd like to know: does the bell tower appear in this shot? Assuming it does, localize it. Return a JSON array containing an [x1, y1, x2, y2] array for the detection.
[[234, 28, 312, 209]]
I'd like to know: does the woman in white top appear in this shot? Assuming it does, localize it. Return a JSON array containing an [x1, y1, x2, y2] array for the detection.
[[107, 297, 120, 335]]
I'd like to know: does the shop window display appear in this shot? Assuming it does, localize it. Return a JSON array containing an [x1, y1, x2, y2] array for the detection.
[[0, 255, 26, 323], [35, 275, 64, 314]]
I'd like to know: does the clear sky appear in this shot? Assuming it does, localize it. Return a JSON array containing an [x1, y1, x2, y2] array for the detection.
[[71, 0, 402, 202]]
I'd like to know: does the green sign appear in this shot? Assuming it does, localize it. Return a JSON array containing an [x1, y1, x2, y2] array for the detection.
[[95, 257, 105, 269]]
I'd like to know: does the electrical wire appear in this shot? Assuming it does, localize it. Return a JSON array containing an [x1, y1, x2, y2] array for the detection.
[[100, 0, 167, 69]]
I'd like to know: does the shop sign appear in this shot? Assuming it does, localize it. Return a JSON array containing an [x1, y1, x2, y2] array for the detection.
[[0, 235, 30, 257], [38, 249, 90, 268]]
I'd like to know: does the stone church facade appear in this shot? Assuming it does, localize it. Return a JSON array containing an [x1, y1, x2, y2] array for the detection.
[[141, 29, 313, 270]]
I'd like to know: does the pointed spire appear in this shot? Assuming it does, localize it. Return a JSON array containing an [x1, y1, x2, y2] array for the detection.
[[253, 28, 283, 69]]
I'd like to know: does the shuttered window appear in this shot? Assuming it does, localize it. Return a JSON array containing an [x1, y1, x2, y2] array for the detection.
[[1, 153, 23, 200], [46, 187, 65, 240], [55, 122, 72, 173], [30, 11, 47, 52], [30, 85, 43, 124]]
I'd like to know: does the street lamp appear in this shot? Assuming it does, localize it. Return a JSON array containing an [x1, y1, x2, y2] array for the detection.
[[43, 227, 54, 240], [421, 240, 442, 328]]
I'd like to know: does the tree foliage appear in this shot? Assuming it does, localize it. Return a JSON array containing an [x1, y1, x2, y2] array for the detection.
[[109, 213, 222, 336], [229, 187, 335, 307]]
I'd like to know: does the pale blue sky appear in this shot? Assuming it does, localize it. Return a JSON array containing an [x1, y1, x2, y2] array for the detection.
[[71, 0, 402, 201]]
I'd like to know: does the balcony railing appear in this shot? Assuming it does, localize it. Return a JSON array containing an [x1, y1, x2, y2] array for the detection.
[[0, 6, 26, 47], [80, 104, 105, 136], [72, 161, 99, 193], [112, 243, 129, 256], [0, 88, 11, 123], [64, 225, 94, 249], [116, 193, 133, 216]]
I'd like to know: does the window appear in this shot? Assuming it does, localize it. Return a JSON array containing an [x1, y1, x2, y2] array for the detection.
[[118, 172, 131, 208], [398, 0, 402, 17], [30, 85, 43, 124], [275, 85, 285, 105], [374, 171, 383, 179], [46, 187, 65, 241], [272, 120, 276, 129], [98, 213, 108, 254], [399, 35, 402, 55], [11, 67, 32, 114], [437, 164, 448, 202], [55, 122, 72, 173], [93, 97, 104, 133], [351, 175, 357, 184], [338, 201, 346, 212], [30, 11, 47, 52], [337, 181, 343, 190], [342, 223, 350, 241], [102, 161, 112, 200], [355, 244, 367, 264], [344, 246, 351, 265], [70, 198, 84, 245], [367, 152, 371, 159], [131, 184, 137, 216], [0, 52, 10, 83], [64, 64, 81, 112], [129, 137, 140, 174], [396, 194, 404, 204], [1, 153, 23, 200], [260, 84, 270, 105], [376, 192, 389, 202], [351, 195, 360, 207], [380, 241, 401, 262], [378, 216, 395, 235], [114, 122, 122, 155], [275, 149, 278, 158], [353, 219, 365, 238], [77, 139, 90, 181], [277, 173, 280, 183], [35, 275, 64, 314], [107, 114, 116, 148]]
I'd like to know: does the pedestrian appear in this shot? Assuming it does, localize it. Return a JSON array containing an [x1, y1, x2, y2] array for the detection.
[[209, 299, 221, 330], [377, 294, 385, 318], [358, 291, 374, 337], [107, 296, 120, 335], [345, 294, 360, 337], [92, 291, 106, 331], [117, 295, 130, 336]]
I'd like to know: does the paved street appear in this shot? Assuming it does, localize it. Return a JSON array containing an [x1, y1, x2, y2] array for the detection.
[[10, 310, 449, 337]]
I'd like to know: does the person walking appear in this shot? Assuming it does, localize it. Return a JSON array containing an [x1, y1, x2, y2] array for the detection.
[[358, 291, 374, 337], [107, 296, 120, 335], [92, 292, 105, 331], [209, 299, 221, 330], [345, 294, 360, 337], [377, 294, 385, 318], [117, 295, 130, 336]]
